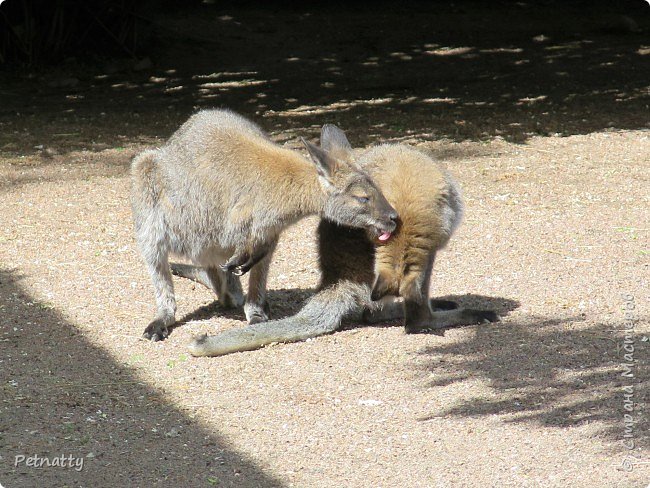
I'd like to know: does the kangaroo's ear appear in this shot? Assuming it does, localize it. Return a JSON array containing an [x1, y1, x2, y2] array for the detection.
[[321, 124, 352, 160], [301, 138, 339, 178]]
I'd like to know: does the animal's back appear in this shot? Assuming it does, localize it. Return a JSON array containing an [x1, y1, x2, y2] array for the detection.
[[159, 109, 272, 182], [132, 109, 270, 199], [134, 109, 311, 253], [166, 109, 268, 149]]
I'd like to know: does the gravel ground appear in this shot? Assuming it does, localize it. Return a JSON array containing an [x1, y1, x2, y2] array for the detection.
[[1, 2, 648, 487], [1, 131, 647, 487]]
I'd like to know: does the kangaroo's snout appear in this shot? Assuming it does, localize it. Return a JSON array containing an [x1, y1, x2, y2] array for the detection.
[[383, 209, 399, 231], [377, 215, 397, 233], [372, 199, 398, 242]]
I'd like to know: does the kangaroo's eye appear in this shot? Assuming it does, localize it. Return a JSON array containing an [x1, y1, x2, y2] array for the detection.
[[354, 196, 370, 204]]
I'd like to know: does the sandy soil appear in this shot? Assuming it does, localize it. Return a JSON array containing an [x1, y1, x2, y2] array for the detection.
[[1, 2, 649, 487]]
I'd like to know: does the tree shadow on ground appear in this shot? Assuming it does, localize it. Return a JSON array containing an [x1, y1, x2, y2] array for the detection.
[[414, 312, 649, 450], [1, 1, 648, 155], [0, 146, 134, 191], [0, 268, 285, 486]]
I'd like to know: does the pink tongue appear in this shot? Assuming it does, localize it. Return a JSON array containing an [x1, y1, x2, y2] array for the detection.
[[378, 232, 392, 242]]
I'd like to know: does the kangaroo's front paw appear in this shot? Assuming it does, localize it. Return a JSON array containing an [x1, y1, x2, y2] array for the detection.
[[143, 319, 170, 341], [220, 262, 250, 276], [225, 260, 255, 277], [233, 265, 252, 276], [219, 262, 236, 273], [220, 252, 249, 274]]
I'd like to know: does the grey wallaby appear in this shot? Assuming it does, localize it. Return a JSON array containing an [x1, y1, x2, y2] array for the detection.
[[130, 110, 397, 341], [184, 124, 498, 356]]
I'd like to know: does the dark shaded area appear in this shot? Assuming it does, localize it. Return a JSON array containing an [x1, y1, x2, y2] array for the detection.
[[1, 0, 142, 65], [168, 287, 316, 336], [0, 0, 205, 65], [0, 268, 285, 486], [416, 313, 649, 450], [0, 0, 648, 154], [341, 294, 519, 330]]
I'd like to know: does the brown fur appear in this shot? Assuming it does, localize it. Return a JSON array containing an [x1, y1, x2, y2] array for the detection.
[[330, 139, 464, 332]]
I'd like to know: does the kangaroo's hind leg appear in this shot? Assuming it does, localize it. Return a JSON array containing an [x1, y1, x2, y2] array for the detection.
[[244, 241, 277, 324], [397, 249, 438, 333], [132, 150, 179, 341], [140, 239, 177, 341], [170, 263, 244, 308], [401, 251, 498, 333]]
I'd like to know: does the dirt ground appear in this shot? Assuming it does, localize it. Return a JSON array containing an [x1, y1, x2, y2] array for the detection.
[[1, 2, 649, 487]]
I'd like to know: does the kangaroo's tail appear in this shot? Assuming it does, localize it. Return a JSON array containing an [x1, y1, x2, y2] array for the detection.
[[188, 281, 370, 357]]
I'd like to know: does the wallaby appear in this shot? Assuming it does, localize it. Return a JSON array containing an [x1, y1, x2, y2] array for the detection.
[[185, 125, 497, 356], [131, 110, 397, 341]]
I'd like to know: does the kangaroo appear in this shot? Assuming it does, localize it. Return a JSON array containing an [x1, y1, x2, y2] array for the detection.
[[185, 125, 497, 356], [131, 110, 397, 341]]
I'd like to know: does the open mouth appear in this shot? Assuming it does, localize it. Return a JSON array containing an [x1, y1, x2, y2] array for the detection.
[[377, 230, 392, 242], [372, 225, 394, 242]]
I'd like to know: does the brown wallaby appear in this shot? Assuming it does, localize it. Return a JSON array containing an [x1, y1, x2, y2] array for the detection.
[[131, 110, 397, 341], [185, 125, 497, 356]]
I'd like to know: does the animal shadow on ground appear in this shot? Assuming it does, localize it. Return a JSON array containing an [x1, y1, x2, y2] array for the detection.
[[341, 294, 519, 332], [172, 287, 517, 339], [168, 287, 316, 335], [0, 268, 286, 487]]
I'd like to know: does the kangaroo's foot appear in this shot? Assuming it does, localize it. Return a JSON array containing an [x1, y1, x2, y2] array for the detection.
[[143, 312, 176, 341], [404, 320, 446, 336], [245, 301, 271, 324], [362, 297, 461, 324], [404, 308, 499, 334]]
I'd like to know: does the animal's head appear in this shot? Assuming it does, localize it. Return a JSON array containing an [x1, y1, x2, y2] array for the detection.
[[301, 129, 397, 241]]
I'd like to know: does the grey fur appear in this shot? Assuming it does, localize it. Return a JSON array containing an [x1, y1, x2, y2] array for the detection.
[[131, 110, 397, 341], [188, 280, 368, 356]]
